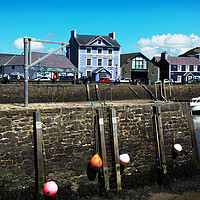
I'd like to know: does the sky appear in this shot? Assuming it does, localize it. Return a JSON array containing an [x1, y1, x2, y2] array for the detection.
[[1, 0, 200, 59]]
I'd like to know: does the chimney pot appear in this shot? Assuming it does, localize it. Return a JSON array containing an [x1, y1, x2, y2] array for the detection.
[[109, 32, 115, 40], [161, 51, 166, 60], [71, 30, 76, 38]]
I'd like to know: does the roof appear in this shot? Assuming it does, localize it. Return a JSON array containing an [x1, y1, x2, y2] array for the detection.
[[0, 54, 16, 66], [120, 53, 140, 66], [152, 57, 161, 63], [75, 34, 120, 47], [179, 47, 200, 57], [5, 52, 75, 69], [167, 56, 200, 65], [92, 67, 111, 74]]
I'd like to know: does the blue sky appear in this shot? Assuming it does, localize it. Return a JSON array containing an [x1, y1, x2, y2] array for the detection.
[[1, 0, 200, 59]]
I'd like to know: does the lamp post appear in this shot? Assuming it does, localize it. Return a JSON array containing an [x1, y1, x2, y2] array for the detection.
[[115, 63, 118, 80]]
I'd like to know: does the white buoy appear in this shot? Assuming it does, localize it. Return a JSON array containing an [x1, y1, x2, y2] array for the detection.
[[119, 153, 130, 165], [174, 143, 182, 153]]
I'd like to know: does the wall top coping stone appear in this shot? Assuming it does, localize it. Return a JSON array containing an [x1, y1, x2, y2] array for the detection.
[[0, 100, 182, 112]]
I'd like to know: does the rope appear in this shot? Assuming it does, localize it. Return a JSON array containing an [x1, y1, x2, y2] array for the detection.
[[90, 102, 98, 154]]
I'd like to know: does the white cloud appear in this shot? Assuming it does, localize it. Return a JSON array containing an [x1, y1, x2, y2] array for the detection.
[[45, 33, 57, 38], [13, 38, 44, 50], [136, 33, 200, 59]]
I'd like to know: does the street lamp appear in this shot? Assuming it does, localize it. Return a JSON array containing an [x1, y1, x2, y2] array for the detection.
[[115, 63, 118, 79]]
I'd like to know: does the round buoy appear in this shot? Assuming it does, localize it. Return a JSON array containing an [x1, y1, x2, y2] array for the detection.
[[119, 153, 130, 165], [90, 154, 102, 170], [174, 143, 182, 153], [44, 181, 58, 196]]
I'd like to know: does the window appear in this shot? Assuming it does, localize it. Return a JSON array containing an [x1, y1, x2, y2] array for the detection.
[[97, 39, 102, 45], [178, 65, 182, 72], [98, 48, 102, 54], [108, 59, 112, 66], [194, 65, 198, 72], [177, 76, 182, 82], [86, 48, 91, 54], [132, 56, 147, 69], [99, 72, 107, 78], [108, 49, 113, 54], [87, 58, 91, 66], [98, 59, 102, 66], [12, 66, 15, 69], [186, 65, 190, 72], [87, 71, 92, 77]]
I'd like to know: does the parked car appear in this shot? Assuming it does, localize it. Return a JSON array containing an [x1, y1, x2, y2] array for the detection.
[[99, 77, 112, 82], [56, 76, 73, 81], [188, 78, 200, 83], [120, 78, 130, 83], [32, 76, 51, 82]]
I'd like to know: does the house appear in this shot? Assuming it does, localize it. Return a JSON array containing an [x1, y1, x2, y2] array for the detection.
[[66, 30, 121, 81], [0, 54, 16, 77], [120, 52, 159, 84], [152, 52, 200, 83], [1, 52, 76, 79]]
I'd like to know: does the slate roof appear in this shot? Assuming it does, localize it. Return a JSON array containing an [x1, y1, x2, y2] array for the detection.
[[120, 53, 140, 66], [0, 54, 16, 66], [75, 34, 120, 47], [5, 52, 75, 69], [152, 57, 161, 63], [167, 56, 200, 65]]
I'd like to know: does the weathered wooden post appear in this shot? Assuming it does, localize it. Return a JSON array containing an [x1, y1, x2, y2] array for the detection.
[[33, 110, 44, 194], [110, 108, 121, 190], [97, 108, 109, 190], [154, 106, 167, 174]]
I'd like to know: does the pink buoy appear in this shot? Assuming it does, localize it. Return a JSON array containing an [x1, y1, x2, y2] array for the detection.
[[44, 181, 58, 196], [119, 153, 130, 165]]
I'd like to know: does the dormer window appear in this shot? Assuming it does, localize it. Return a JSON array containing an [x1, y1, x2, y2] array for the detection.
[[97, 39, 102, 45]]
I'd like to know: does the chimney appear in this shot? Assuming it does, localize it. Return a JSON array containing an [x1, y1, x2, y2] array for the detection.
[[71, 29, 76, 38], [161, 51, 166, 60], [109, 32, 115, 40]]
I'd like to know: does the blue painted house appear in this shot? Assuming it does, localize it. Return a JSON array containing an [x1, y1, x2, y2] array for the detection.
[[152, 52, 200, 83], [66, 30, 121, 81]]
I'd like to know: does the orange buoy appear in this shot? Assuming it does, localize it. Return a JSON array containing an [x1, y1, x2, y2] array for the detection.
[[90, 154, 102, 170]]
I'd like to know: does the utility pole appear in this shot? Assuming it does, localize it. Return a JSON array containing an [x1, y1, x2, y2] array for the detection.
[[24, 37, 29, 107], [23, 37, 69, 107]]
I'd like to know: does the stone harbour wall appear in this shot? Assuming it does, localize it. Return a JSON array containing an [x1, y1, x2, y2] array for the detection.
[[1, 83, 200, 103], [0, 101, 197, 191]]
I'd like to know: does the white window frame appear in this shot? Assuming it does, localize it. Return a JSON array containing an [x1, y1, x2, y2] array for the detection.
[[86, 58, 92, 66], [186, 65, 190, 72], [108, 59, 113, 66], [86, 70, 92, 77], [177, 65, 182, 72], [98, 58, 102, 66], [108, 48, 113, 54], [177, 75, 182, 82], [97, 39, 102, 45], [194, 65, 198, 72], [109, 70, 113, 79], [97, 48, 103, 54], [86, 47, 92, 54]]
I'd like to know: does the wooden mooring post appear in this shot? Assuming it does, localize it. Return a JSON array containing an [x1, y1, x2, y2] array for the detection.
[[110, 108, 121, 190], [33, 110, 44, 194], [97, 108, 109, 190], [153, 106, 167, 174]]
